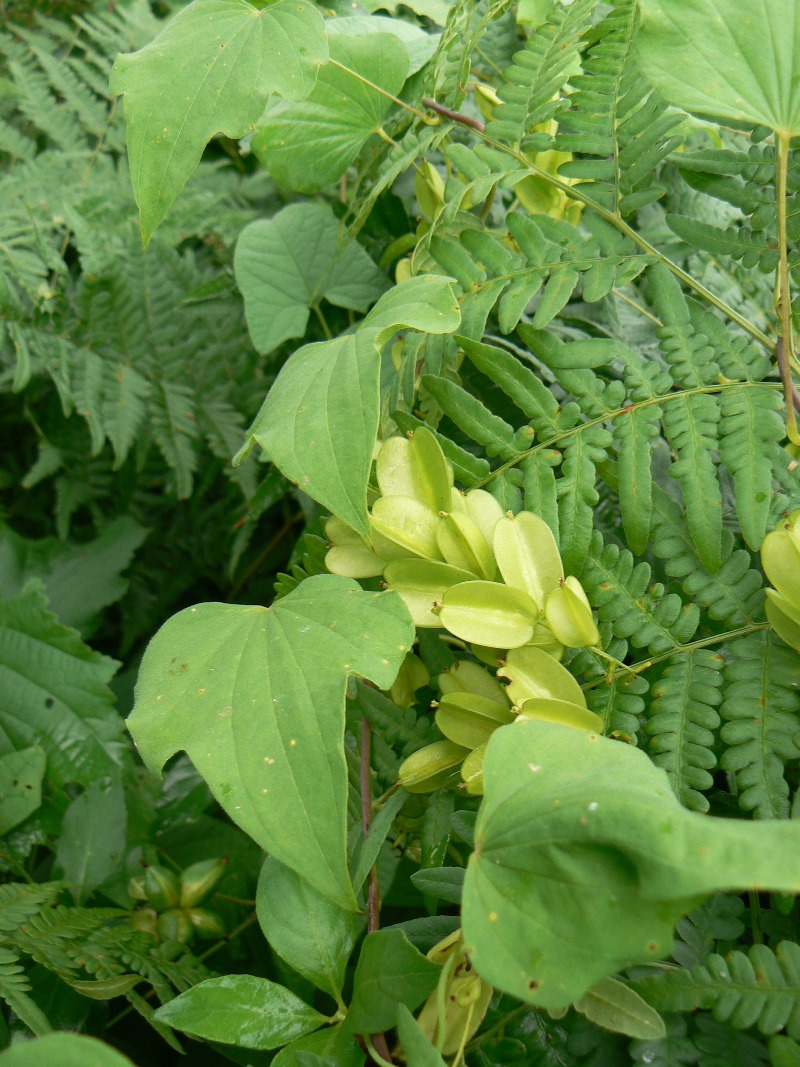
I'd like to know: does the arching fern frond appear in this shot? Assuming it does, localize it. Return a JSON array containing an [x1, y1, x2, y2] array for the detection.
[[645, 649, 723, 813], [720, 631, 800, 819]]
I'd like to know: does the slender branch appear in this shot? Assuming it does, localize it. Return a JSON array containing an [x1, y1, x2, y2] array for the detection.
[[777, 337, 800, 413], [422, 97, 485, 133], [775, 133, 800, 443]]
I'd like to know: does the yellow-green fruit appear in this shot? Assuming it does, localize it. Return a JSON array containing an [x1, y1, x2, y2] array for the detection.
[[435, 692, 515, 750], [127, 875, 148, 902], [143, 865, 180, 912], [462, 489, 504, 546], [370, 496, 442, 562], [180, 857, 227, 909], [375, 429, 452, 514], [516, 697, 603, 732], [437, 659, 509, 705], [416, 931, 493, 1053], [157, 908, 194, 945], [398, 740, 470, 793], [765, 592, 800, 652], [325, 543, 384, 578], [439, 581, 540, 649], [493, 511, 564, 606], [391, 653, 430, 708], [187, 908, 226, 939], [383, 558, 474, 627], [129, 907, 158, 938], [544, 578, 600, 648], [498, 645, 586, 708], [460, 743, 487, 795], [415, 161, 445, 221], [762, 512, 800, 607], [436, 512, 496, 579]]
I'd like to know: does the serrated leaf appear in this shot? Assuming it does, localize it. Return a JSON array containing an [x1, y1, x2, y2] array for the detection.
[[153, 975, 326, 1049], [463, 720, 800, 1010], [253, 32, 408, 194], [234, 202, 388, 356], [256, 857, 359, 1000], [637, 0, 800, 137], [128, 576, 414, 909], [111, 0, 328, 242], [0, 584, 123, 788], [236, 276, 459, 538]]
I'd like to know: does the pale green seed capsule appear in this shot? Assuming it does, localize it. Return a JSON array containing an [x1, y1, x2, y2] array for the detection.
[[516, 697, 603, 732], [439, 581, 540, 649], [498, 645, 586, 708], [143, 865, 180, 912], [370, 495, 442, 562], [437, 659, 509, 705], [180, 857, 227, 909], [493, 512, 563, 606], [384, 558, 474, 626], [544, 580, 600, 648], [436, 512, 496, 579], [435, 692, 515, 750], [157, 908, 194, 945], [398, 739, 470, 793]]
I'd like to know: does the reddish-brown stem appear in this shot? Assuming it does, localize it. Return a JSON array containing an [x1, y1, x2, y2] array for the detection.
[[422, 97, 485, 133], [776, 337, 800, 413]]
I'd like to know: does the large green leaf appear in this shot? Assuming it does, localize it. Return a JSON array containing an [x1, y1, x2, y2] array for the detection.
[[234, 203, 388, 356], [0, 519, 148, 634], [327, 16, 439, 75], [128, 576, 414, 910], [55, 779, 127, 903], [0, 585, 123, 788], [0, 747, 45, 836], [111, 0, 328, 243], [637, 0, 800, 137], [346, 929, 441, 1034], [256, 856, 359, 1000], [0, 1034, 135, 1067], [252, 32, 408, 194], [272, 1026, 365, 1066], [234, 275, 460, 538], [462, 720, 800, 1010], [153, 975, 326, 1049]]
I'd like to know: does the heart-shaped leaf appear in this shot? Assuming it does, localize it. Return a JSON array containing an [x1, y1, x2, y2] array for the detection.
[[111, 0, 328, 243], [637, 0, 800, 137], [129, 575, 414, 909], [463, 720, 800, 1010]]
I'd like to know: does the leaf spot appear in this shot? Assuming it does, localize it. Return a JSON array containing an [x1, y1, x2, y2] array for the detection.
[[290, 739, 297, 747], [263, 757, 275, 765], [529, 763, 541, 773], [488, 912, 498, 922], [588, 802, 598, 812]]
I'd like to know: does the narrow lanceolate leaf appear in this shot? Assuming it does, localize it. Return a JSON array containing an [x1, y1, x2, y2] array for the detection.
[[253, 32, 408, 194], [637, 0, 800, 138], [153, 975, 326, 1049], [614, 406, 660, 556], [0, 584, 123, 788], [111, 0, 328, 243], [128, 576, 414, 910], [235, 276, 460, 538], [462, 720, 800, 1011], [234, 203, 388, 355]]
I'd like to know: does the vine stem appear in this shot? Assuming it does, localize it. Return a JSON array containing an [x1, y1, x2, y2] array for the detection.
[[775, 133, 800, 443]]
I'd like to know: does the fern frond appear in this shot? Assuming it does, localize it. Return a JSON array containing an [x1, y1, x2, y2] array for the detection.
[[649, 486, 764, 628], [649, 267, 719, 387], [586, 672, 648, 741], [613, 405, 660, 556], [485, 0, 593, 148], [633, 941, 800, 1039], [521, 450, 560, 538], [0, 882, 61, 934], [672, 894, 746, 969], [0, 945, 50, 1036], [554, 0, 684, 216], [557, 426, 612, 574], [720, 631, 800, 819], [646, 649, 723, 813], [580, 532, 699, 657], [421, 373, 519, 460]]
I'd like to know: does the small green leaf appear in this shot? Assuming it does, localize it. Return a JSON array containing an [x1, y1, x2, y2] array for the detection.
[[271, 1025, 365, 1067], [573, 977, 666, 1040], [637, 0, 800, 137], [346, 929, 441, 1034], [234, 203, 388, 356], [350, 788, 408, 894], [254, 33, 408, 194], [153, 975, 326, 1049], [69, 976, 142, 1001], [256, 857, 359, 1000], [236, 276, 460, 537], [55, 778, 127, 903], [111, 0, 328, 243], [129, 576, 414, 909], [0, 1034, 135, 1067], [463, 720, 800, 1010], [0, 747, 45, 836], [395, 1004, 448, 1067]]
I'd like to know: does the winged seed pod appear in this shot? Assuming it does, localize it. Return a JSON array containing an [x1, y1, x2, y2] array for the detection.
[[383, 558, 474, 626], [437, 659, 509, 705], [438, 581, 540, 648], [761, 510, 800, 610], [390, 652, 430, 708], [460, 743, 487, 795], [370, 495, 442, 562], [544, 576, 601, 648], [493, 511, 563, 606], [461, 489, 504, 545], [498, 645, 587, 708], [398, 739, 470, 793], [436, 511, 496, 579], [416, 931, 493, 1054], [179, 857, 227, 909], [187, 907, 226, 939], [765, 590, 800, 652], [324, 516, 384, 578], [375, 428, 453, 514], [516, 697, 604, 732], [435, 691, 516, 750]]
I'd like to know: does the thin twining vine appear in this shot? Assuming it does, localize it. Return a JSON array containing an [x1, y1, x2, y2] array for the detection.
[[581, 621, 770, 693], [470, 379, 781, 490]]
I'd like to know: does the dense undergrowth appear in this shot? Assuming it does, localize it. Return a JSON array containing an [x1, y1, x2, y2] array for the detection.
[[2, 0, 800, 1064]]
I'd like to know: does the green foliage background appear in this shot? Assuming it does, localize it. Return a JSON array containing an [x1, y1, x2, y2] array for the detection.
[[1, 0, 800, 1064]]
